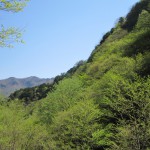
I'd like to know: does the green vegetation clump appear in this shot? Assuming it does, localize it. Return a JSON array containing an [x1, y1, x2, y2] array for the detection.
[[0, 0, 29, 47], [1, 0, 150, 149]]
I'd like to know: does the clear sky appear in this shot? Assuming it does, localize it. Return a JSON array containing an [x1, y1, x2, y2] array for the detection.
[[0, 0, 139, 79]]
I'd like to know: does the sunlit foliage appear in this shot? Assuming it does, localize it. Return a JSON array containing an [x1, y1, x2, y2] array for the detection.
[[1, 0, 150, 149]]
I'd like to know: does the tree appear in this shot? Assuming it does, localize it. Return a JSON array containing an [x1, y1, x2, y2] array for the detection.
[[37, 77, 83, 125], [136, 10, 150, 30], [50, 100, 100, 150], [122, 0, 150, 31], [0, 0, 29, 47], [92, 72, 150, 149], [0, 99, 51, 150]]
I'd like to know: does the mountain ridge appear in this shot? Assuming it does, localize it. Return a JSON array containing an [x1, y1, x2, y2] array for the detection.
[[0, 76, 53, 96]]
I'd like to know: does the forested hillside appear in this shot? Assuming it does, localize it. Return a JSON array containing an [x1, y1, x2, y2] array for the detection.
[[0, 0, 150, 149], [9, 60, 85, 103]]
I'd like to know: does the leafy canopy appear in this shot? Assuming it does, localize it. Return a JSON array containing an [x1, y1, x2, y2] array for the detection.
[[0, 0, 29, 47]]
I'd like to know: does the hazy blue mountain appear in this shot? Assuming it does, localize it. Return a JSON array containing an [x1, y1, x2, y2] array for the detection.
[[0, 76, 53, 96]]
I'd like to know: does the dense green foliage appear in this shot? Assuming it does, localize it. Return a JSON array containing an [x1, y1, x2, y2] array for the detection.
[[9, 82, 54, 104], [1, 0, 150, 149]]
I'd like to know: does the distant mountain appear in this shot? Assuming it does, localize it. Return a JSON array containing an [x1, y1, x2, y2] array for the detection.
[[0, 76, 53, 96]]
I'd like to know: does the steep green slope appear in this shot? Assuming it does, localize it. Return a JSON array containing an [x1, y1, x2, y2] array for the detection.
[[43, 1, 150, 149], [0, 0, 150, 149]]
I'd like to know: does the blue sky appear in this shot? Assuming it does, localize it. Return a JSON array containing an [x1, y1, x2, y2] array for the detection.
[[0, 0, 139, 79]]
